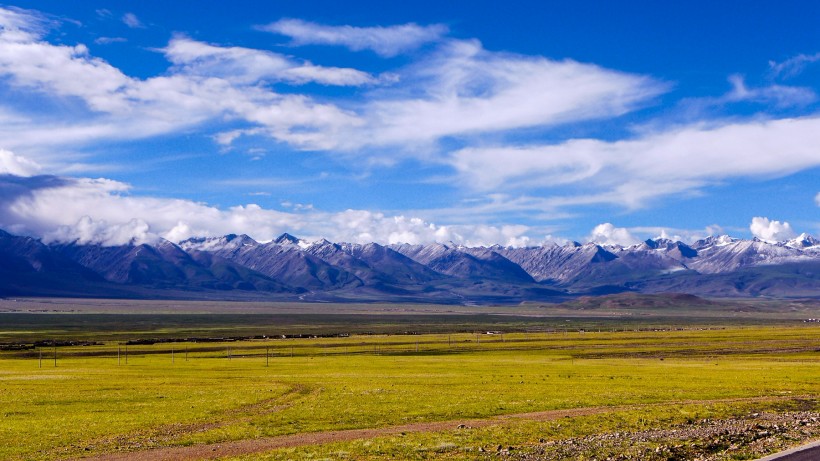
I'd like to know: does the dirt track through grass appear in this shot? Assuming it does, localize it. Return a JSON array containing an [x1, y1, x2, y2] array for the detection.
[[72, 396, 802, 461]]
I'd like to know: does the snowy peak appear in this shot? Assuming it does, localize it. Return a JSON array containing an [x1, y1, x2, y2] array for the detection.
[[693, 235, 738, 250], [786, 233, 820, 249], [274, 233, 302, 246]]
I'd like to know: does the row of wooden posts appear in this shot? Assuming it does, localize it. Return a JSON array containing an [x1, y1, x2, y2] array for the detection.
[[37, 329, 631, 368]]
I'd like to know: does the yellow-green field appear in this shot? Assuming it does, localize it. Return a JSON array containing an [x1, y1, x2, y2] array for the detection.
[[1, 325, 819, 460]]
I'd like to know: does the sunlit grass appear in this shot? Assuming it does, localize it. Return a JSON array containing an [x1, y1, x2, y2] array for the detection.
[[0, 326, 818, 460]]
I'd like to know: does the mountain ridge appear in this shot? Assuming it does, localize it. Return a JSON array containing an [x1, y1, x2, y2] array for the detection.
[[1, 229, 819, 303]]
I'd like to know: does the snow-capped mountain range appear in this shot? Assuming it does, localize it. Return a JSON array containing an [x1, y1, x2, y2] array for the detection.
[[2, 228, 819, 302]]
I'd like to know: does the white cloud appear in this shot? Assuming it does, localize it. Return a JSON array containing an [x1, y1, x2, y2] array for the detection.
[[347, 40, 665, 150], [323, 211, 532, 247], [0, 149, 40, 176], [623, 225, 725, 244], [2, 5, 816, 243], [0, 6, 49, 42], [0, 161, 534, 247], [725, 74, 816, 108], [45, 216, 156, 246], [588, 223, 640, 246], [0, 8, 664, 159], [769, 52, 820, 79], [816, 192, 820, 207], [260, 19, 447, 57], [163, 36, 375, 86], [749, 217, 797, 242], [122, 13, 144, 29], [450, 116, 820, 208], [0, 9, 363, 154], [94, 37, 127, 45], [0, 11, 133, 114]]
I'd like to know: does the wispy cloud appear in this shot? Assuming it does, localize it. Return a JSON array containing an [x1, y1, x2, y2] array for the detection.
[[725, 74, 816, 108], [94, 36, 127, 45], [341, 40, 667, 150], [769, 52, 820, 79], [121, 12, 144, 29], [0, 7, 663, 159], [163, 36, 376, 86], [260, 18, 448, 57]]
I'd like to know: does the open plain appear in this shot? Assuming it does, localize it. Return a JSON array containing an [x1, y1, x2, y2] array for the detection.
[[1, 297, 819, 460]]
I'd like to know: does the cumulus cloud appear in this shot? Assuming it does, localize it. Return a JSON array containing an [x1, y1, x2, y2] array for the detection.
[[816, 192, 820, 207], [260, 19, 447, 57], [749, 217, 797, 242], [450, 116, 820, 208], [0, 149, 40, 176], [322, 210, 532, 247], [588, 223, 640, 246]]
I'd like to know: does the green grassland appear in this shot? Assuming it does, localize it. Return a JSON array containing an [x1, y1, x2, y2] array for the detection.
[[1, 322, 819, 460]]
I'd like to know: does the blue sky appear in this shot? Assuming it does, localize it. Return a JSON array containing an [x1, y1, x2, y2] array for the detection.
[[0, 1, 818, 246]]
